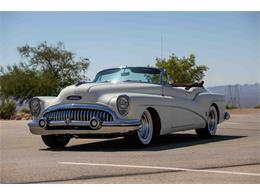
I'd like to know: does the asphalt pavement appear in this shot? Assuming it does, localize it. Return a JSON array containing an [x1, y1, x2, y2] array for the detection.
[[0, 109, 259, 183]]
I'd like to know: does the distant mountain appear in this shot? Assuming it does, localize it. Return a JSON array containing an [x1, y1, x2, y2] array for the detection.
[[207, 83, 260, 108]]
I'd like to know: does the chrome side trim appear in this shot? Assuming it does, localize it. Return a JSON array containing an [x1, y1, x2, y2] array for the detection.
[[144, 104, 207, 123]]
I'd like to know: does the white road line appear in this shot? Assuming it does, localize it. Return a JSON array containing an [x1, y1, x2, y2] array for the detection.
[[223, 122, 241, 125], [59, 162, 260, 177]]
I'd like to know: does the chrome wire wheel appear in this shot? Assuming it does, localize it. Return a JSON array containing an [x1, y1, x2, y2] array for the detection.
[[207, 107, 218, 135], [137, 109, 153, 145]]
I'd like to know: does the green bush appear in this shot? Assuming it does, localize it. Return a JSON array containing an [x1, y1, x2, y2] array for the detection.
[[20, 108, 30, 114], [226, 105, 238, 110], [0, 99, 16, 119], [254, 105, 260, 109]]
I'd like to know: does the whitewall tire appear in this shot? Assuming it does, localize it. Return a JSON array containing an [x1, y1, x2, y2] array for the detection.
[[136, 109, 154, 145], [196, 106, 218, 138]]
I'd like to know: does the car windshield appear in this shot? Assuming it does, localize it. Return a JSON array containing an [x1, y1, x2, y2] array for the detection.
[[93, 67, 162, 84]]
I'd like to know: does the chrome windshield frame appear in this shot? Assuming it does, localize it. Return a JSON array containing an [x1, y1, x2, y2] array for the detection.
[[93, 66, 164, 85]]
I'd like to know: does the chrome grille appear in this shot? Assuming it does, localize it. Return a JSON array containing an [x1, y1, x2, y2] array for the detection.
[[43, 108, 114, 122]]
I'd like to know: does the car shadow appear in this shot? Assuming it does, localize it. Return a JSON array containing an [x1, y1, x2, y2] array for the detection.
[[41, 133, 246, 152]]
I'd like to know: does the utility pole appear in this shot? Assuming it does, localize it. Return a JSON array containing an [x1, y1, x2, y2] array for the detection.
[[226, 85, 241, 108], [234, 84, 241, 107], [161, 35, 163, 59]]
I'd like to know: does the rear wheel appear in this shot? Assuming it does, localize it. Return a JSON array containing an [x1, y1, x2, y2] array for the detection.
[[196, 106, 218, 138], [41, 135, 71, 148]]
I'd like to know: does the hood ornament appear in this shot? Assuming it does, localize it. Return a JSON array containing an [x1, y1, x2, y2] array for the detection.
[[67, 95, 82, 100]]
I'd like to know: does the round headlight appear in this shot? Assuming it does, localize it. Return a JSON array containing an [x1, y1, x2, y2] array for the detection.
[[117, 95, 130, 116], [29, 98, 41, 117]]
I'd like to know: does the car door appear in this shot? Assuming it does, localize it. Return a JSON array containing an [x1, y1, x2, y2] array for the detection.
[[162, 84, 205, 132]]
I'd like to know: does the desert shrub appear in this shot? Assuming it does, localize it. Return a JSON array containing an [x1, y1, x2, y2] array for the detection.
[[155, 53, 208, 83], [225, 105, 238, 110], [254, 105, 260, 109], [0, 99, 16, 119], [0, 42, 90, 102], [20, 108, 30, 114]]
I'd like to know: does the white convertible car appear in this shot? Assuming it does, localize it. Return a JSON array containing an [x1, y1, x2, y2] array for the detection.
[[28, 66, 230, 148]]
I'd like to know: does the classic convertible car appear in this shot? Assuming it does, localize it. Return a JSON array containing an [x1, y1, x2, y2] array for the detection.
[[28, 66, 230, 148]]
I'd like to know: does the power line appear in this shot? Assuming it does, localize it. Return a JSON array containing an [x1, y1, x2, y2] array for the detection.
[[161, 35, 163, 59]]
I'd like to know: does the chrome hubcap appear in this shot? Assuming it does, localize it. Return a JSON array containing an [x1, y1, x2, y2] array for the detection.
[[138, 110, 153, 144], [208, 110, 216, 131]]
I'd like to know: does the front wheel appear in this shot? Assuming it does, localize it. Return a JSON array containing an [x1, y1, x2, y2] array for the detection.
[[41, 135, 71, 148], [196, 106, 218, 138], [135, 109, 154, 145]]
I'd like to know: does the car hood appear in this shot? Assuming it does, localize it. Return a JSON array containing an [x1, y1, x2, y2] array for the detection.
[[56, 82, 162, 105]]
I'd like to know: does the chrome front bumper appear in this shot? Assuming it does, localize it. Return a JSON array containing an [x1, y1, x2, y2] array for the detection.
[[28, 103, 141, 135], [28, 119, 141, 135]]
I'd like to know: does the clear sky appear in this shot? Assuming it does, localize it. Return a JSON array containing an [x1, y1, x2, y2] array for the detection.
[[0, 12, 259, 86]]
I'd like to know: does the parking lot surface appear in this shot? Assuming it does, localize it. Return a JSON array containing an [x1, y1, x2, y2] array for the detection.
[[0, 109, 259, 183]]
